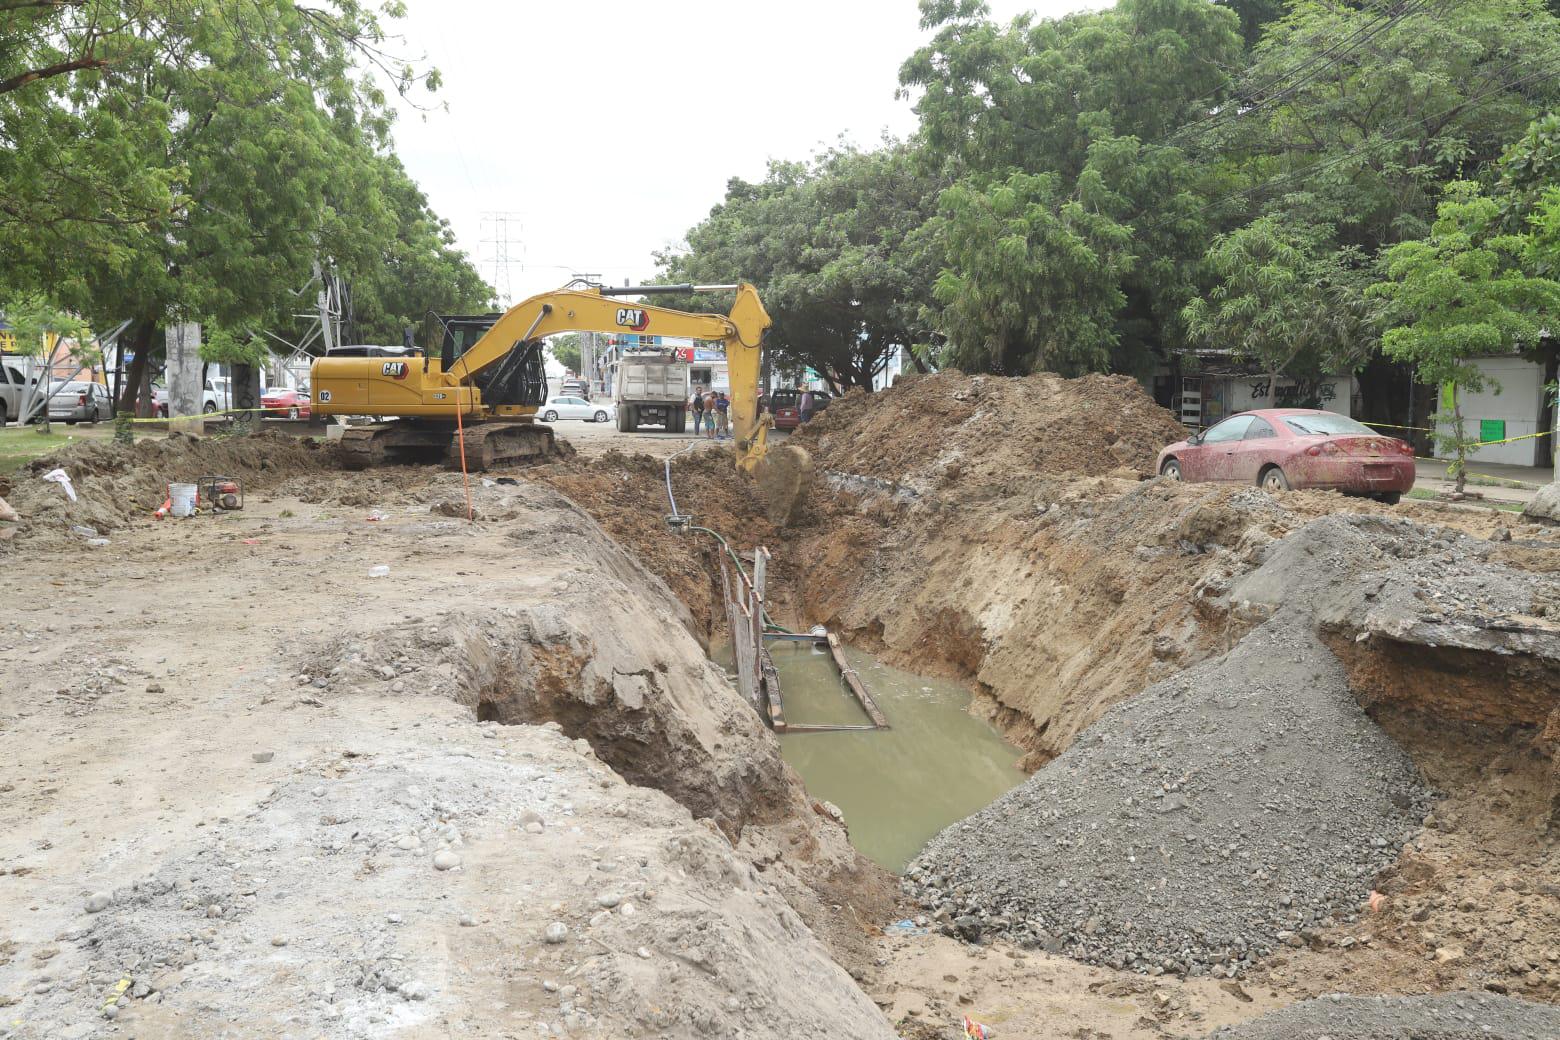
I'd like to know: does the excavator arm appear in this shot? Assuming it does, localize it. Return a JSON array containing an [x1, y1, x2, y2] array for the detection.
[[445, 282, 773, 468], [311, 281, 801, 499]]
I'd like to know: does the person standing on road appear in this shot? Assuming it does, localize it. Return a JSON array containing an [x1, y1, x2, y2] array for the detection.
[[714, 391, 730, 440], [703, 392, 717, 439], [689, 388, 704, 435], [799, 388, 815, 425]]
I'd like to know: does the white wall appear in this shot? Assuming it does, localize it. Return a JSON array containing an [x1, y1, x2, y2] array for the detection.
[[1434, 356, 1547, 467], [1225, 373, 1355, 417]]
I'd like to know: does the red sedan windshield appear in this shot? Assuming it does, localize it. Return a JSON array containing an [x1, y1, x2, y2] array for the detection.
[[1282, 414, 1375, 437]]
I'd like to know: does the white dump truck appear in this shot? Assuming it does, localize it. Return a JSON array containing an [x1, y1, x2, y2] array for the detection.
[[614, 350, 689, 433]]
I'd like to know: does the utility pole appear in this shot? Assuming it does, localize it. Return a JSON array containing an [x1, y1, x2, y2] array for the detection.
[[571, 272, 602, 391], [482, 212, 525, 307]]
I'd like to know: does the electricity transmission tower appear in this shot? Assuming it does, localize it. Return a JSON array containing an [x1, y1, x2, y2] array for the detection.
[[480, 211, 524, 306]]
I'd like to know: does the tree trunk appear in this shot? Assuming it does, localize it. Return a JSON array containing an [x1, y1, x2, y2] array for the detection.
[[117, 320, 155, 415], [1451, 386, 1468, 496], [232, 362, 262, 434]]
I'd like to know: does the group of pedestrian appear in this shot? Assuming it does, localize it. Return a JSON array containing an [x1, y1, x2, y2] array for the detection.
[[689, 387, 730, 440]]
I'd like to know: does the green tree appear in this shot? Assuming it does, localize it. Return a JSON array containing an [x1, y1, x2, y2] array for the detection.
[[1369, 182, 1560, 491], [902, 0, 1244, 178], [933, 171, 1131, 375], [657, 143, 944, 390], [549, 334, 582, 375], [1216, 0, 1560, 251], [345, 155, 493, 344], [900, 0, 1244, 376], [0, 1, 476, 413], [1182, 216, 1374, 392], [1216, 0, 1289, 49]]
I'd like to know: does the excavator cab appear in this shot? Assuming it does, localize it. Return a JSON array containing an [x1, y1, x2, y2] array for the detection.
[[425, 313, 548, 410]]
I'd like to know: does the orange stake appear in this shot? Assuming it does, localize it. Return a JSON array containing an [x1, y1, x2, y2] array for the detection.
[[454, 394, 474, 523]]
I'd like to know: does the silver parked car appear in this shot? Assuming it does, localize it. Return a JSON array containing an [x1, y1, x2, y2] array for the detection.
[[539, 395, 613, 423], [46, 381, 114, 424]]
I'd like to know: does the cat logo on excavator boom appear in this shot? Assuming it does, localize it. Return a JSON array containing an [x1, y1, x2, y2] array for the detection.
[[615, 308, 649, 332]]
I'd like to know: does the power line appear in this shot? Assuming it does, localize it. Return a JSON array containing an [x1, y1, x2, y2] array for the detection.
[[1165, 0, 1431, 148]]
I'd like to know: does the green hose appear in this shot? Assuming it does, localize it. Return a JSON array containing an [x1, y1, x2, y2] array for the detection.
[[688, 524, 798, 635]]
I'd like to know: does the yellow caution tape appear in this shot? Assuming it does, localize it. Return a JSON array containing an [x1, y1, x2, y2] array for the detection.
[[116, 406, 308, 424], [1363, 421, 1436, 433], [1464, 427, 1553, 448], [101, 977, 131, 1012], [1366, 421, 1554, 447]]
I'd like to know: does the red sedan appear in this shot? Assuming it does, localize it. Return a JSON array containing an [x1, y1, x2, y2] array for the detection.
[[261, 387, 311, 419], [1156, 409, 1415, 503]]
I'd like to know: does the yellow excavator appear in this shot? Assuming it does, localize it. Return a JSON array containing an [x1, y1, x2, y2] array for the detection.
[[310, 283, 774, 472]]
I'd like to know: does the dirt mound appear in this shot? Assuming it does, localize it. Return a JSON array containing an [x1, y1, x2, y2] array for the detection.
[[1, 431, 333, 546], [791, 370, 1186, 490]]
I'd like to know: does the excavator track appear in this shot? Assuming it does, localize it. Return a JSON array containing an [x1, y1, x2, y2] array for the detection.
[[337, 420, 572, 472], [447, 421, 574, 471], [338, 423, 450, 470]]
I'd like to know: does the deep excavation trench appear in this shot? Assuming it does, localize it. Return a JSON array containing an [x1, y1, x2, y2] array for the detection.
[[11, 382, 1557, 1037], [523, 372, 1560, 1030]]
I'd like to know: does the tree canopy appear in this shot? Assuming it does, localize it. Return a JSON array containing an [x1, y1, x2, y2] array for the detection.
[[657, 0, 1560, 403], [1, 0, 488, 396], [655, 143, 943, 391]]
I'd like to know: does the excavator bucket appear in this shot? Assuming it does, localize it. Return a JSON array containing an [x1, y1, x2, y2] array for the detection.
[[752, 442, 813, 527]]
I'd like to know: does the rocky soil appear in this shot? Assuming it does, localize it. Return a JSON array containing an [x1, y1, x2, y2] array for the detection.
[[906, 614, 1433, 975], [1206, 991, 1560, 1039], [1, 430, 333, 546]]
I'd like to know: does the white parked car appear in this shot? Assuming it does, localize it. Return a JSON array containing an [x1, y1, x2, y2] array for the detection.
[[539, 395, 613, 423], [152, 378, 244, 416]]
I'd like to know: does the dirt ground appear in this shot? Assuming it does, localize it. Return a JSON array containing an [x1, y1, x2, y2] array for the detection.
[[3, 381, 1558, 1040]]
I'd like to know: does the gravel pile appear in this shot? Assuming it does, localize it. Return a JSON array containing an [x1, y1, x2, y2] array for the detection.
[[904, 616, 1432, 977], [1203, 992, 1560, 1039]]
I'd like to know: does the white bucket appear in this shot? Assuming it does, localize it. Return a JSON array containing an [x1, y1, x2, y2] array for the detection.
[[169, 482, 197, 518]]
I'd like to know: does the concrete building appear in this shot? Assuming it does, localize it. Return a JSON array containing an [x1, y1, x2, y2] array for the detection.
[[1433, 355, 1556, 468], [1154, 367, 1358, 428]]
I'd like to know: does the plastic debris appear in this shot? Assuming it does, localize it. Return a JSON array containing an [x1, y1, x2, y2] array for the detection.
[[41, 467, 77, 502], [964, 1017, 994, 1039], [368, 565, 390, 578]]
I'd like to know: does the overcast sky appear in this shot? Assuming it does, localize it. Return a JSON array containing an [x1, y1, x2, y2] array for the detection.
[[388, 0, 1106, 304]]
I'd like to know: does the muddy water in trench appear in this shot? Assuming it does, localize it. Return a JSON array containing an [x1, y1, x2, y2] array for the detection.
[[720, 640, 1025, 872]]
